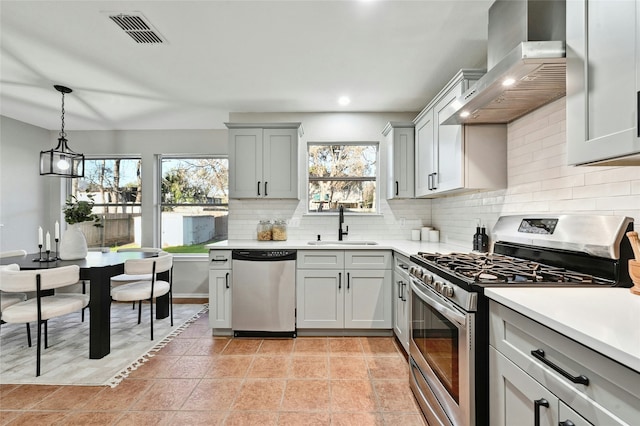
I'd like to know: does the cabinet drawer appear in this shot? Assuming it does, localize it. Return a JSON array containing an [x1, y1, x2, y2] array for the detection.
[[297, 250, 344, 269], [394, 253, 410, 277], [209, 250, 232, 269], [345, 250, 392, 270], [490, 301, 639, 425]]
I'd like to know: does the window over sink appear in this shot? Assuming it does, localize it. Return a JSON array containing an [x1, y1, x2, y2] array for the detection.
[[307, 143, 378, 214]]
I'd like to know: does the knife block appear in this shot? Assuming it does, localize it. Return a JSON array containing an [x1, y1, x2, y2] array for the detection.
[[629, 260, 640, 295]]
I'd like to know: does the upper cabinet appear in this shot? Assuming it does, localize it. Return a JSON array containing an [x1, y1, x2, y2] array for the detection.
[[225, 122, 303, 199], [383, 122, 415, 199], [566, 0, 640, 165], [414, 70, 508, 197]]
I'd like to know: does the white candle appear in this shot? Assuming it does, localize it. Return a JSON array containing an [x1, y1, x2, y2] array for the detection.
[[45, 232, 51, 251], [38, 227, 43, 245], [55, 221, 60, 240]]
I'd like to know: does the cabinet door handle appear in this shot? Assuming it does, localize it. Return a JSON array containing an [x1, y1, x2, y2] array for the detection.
[[397, 281, 403, 299], [534, 398, 549, 426], [338, 272, 342, 290], [427, 173, 433, 190], [531, 349, 589, 385], [211, 258, 229, 263], [401, 282, 406, 302], [559, 421, 576, 426], [431, 172, 437, 190], [347, 272, 350, 290], [225, 272, 229, 289], [395, 181, 399, 196], [257, 181, 261, 196], [264, 181, 268, 196]]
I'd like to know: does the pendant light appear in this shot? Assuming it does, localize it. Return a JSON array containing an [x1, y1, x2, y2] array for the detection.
[[39, 85, 84, 178]]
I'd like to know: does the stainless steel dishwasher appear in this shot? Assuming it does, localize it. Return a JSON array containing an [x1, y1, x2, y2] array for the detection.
[[231, 249, 296, 337]]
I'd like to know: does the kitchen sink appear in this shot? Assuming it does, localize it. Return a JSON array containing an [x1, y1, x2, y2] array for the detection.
[[307, 240, 378, 246]]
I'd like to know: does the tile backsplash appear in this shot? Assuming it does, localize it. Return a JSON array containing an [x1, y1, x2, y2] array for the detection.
[[432, 98, 640, 248]]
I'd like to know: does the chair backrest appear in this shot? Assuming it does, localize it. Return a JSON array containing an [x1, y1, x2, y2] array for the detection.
[[124, 252, 173, 276], [0, 249, 27, 258], [0, 265, 80, 293], [117, 247, 162, 254]]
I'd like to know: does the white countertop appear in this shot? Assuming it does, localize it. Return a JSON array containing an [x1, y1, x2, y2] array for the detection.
[[485, 287, 640, 373], [206, 239, 471, 258]]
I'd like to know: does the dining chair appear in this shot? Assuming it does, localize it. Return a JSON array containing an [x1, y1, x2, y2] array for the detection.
[[0, 250, 31, 346], [110, 252, 173, 340], [110, 247, 164, 310], [0, 264, 88, 376]]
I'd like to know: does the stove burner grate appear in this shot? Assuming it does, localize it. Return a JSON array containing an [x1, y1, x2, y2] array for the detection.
[[416, 252, 602, 285]]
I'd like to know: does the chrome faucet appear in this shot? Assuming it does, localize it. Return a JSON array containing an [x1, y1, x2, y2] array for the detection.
[[338, 205, 349, 241]]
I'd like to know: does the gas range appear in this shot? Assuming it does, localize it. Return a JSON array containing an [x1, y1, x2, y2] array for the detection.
[[410, 214, 634, 298], [408, 214, 634, 426]]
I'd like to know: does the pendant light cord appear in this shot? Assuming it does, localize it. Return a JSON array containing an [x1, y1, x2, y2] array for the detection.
[[60, 91, 66, 139]]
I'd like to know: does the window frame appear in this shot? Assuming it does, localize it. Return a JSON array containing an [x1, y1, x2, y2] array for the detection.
[[66, 155, 143, 249], [159, 154, 229, 253], [306, 141, 380, 214]]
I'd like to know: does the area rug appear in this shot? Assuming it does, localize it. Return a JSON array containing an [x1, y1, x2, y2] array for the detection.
[[0, 302, 207, 387]]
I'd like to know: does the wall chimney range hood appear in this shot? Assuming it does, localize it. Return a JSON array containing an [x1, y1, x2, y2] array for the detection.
[[442, 0, 566, 125]]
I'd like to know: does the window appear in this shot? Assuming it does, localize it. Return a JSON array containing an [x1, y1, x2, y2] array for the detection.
[[308, 143, 378, 213], [70, 157, 142, 249], [160, 157, 228, 253]]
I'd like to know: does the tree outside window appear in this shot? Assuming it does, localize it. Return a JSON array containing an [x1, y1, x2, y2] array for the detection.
[[70, 158, 142, 249], [161, 157, 228, 253], [308, 143, 378, 213]]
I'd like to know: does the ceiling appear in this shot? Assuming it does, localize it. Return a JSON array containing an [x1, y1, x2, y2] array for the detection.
[[0, 0, 493, 131]]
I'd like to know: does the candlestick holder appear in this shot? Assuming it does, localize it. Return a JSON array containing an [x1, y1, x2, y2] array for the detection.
[[55, 238, 60, 260], [33, 244, 57, 262]]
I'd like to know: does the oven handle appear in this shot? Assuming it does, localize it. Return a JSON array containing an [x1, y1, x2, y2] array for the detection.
[[410, 278, 467, 327]]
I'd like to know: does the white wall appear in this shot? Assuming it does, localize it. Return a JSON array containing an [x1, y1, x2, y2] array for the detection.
[[431, 98, 640, 248], [227, 112, 433, 241], [0, 116, 58, 251]]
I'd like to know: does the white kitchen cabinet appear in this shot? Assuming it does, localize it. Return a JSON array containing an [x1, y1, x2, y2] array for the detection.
[[489, 300, 636, 426], [226, 122, 303, 198], [296, 250, 392, 330], [208, 269, 232, 329], [392, 253, 410, 353], [566, 0, 640, 165], [413, 69, 507, 197], [208, 250, 232, 331], [490, 346, 558, 426], [383, 122, 415, 199]]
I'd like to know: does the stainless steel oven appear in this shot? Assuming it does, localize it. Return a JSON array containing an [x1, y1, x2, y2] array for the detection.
[[409, 267, 477, 426], [408, 214, 634, 426]]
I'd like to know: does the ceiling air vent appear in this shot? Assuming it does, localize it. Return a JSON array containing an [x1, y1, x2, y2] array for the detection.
[[108, 12, 165, 44]]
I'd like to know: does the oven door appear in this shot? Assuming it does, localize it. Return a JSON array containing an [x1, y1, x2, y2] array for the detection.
[[409, 276, 474, 426]]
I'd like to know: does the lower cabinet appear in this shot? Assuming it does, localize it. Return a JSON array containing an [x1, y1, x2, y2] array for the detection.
[[489, 300, 637, 426], [392, 253, 410, 353], [208, 269, 232, 329], [296, 250, 392, 329]]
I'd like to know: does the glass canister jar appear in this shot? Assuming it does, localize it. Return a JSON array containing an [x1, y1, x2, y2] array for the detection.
[[257, 220, 272, 241], [272, 220, 288, 241]]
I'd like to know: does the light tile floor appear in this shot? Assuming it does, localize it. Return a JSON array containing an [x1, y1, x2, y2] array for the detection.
[[0, 312, 427, 425]]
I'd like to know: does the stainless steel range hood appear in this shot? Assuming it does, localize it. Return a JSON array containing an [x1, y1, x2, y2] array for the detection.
[[442, 0, 566, 125]]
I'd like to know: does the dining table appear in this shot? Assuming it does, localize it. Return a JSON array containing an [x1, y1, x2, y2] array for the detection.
[[0, 250, 169, 359]]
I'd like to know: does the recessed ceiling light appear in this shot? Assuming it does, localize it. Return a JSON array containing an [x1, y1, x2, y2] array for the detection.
[[338, 96, 351, 106], [502, 78, 516, 86], [460, 111, 470, 118]]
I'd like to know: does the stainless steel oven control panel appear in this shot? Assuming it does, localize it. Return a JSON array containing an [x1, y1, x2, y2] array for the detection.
[[409, 263, 477, 312]]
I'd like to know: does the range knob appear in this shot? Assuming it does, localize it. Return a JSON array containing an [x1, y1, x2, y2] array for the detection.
[[434, 281, 444, 292], [422, 274, 434, 285], [441, 284, 454, 297]]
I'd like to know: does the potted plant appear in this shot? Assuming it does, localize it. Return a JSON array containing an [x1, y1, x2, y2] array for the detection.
[[63, 195, 102, 227], [59, 195, 102, 260]]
